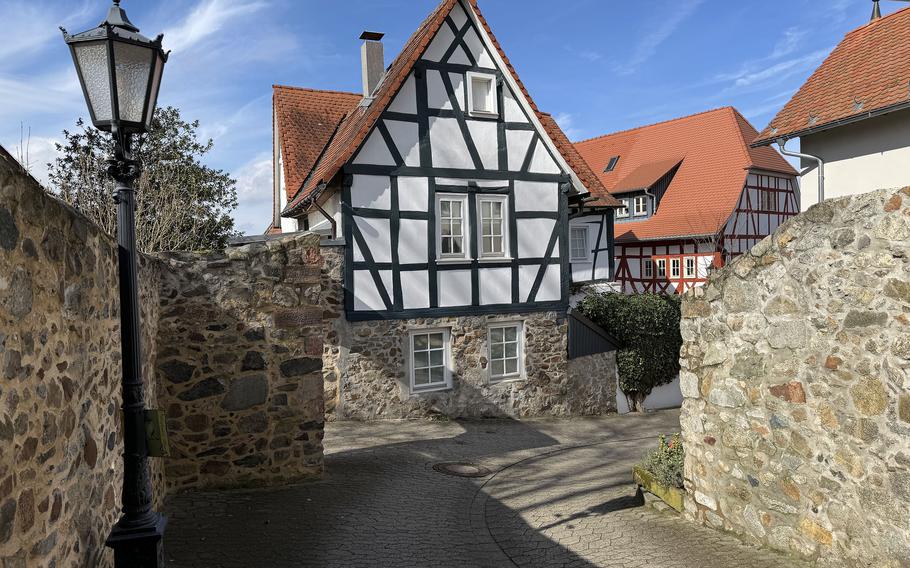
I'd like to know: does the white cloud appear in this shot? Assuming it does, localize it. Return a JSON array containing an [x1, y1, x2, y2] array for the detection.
[[230, 153, 273, 235], [2, 134, 61, 188], [553, 112, 584, 142], [725, 49, 829, 89], [0, 1, 94, 65], [613, 0, 705, 76], [771, 27, 808, 59], [163, 0, 268, 54]]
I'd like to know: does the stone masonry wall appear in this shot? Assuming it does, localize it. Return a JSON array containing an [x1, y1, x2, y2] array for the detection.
[[0, 149, 165, 568], [154, 233, 326, 491], [679, 188, 910, 567]]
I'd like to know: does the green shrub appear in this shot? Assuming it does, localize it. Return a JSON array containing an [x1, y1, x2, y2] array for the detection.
[[577, 292, 681, 411], [640, 433, 685, 488]]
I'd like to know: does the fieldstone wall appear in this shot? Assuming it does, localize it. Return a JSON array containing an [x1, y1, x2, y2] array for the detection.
[[679, 188, 910, 567], [328, 309, 614, 420], [0, 149, 165, 568], [154, 234, 326, 491]]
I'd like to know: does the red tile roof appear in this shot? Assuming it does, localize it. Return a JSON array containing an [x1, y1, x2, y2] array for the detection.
[[574, 107, 797, 242], [278, 0, 615, 216], [755, 7, 910, 145], [273, 86, 361, 202]]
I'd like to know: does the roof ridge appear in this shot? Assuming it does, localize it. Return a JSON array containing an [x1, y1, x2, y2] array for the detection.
[[573, 106, 735, 145], [848, 4, 910, 35], [273, 84, 361, 97], [726, 107, 756, 168]]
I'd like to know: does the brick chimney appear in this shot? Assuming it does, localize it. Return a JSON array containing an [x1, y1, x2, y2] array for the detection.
[[360, 31, 385, 98]]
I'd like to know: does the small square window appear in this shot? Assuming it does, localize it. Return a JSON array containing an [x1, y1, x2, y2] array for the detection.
[[570, 226, 590, 262], [643, 259, 653, 278], [671, 258, 681, 279], [761, 190, 776, 211], [684, 257, 696, 278], [616, 199, 630, 218], [410, 329, 451, 393], [489, 323, 523, 382], [633, 196, 648, 216], [656, 259, 666, 278], [467, 72, 497, 117]]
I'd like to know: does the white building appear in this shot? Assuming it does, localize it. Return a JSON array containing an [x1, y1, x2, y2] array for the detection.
[[753, 6, 910, 209]]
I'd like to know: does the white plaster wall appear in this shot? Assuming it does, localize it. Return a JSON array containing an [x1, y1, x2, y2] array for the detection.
[[305, 192, 341, 235], [615, 375, 682, 414], [799, 109, 910, 210]]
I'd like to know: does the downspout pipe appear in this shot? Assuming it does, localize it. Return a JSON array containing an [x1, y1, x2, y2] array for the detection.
[[776, 138, 824, 205]]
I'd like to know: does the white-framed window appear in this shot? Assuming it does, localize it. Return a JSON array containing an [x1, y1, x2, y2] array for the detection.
[[684, 256, 696, 279], [633, 196, 648, 216], [617, 199, 630, 218], [761, 189, 776, 211], [643, 259, 653, 278], [488, 322, 523, 382], [656, 258, 666, 278], [436, 194, 469, 259], [467, 71, 497, 117], [477, 195, 508, 257], [409, 329, 451, 393], [569, 225, 591, 262], [670, 258, 681, 278]]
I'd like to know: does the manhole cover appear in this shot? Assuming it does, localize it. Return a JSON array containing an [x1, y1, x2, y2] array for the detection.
[[432, 462, 491, 478]]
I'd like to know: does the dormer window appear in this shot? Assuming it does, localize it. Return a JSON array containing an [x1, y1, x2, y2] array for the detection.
[[603, 156, 620, 173], [467, 72, 497, 117]]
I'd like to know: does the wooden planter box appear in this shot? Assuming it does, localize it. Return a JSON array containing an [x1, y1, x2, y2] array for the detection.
[[633, 465, 684, 512]]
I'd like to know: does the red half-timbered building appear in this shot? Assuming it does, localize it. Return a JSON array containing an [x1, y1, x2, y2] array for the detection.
[[574, 107, 799, 294]]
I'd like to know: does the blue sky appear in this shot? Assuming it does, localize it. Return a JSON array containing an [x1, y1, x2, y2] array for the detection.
[[1, 0, 899, 235]]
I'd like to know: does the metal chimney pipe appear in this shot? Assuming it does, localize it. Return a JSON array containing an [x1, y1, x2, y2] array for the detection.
[[872, 0, 882, 21], [360, 31, 385, 98]]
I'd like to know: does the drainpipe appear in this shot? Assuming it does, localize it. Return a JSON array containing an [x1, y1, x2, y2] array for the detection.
[[310, 182, 337, 239], [777, 138, 824, 205]]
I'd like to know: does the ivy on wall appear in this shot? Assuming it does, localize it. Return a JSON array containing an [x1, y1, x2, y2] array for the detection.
[[577, 293, 682, 411]]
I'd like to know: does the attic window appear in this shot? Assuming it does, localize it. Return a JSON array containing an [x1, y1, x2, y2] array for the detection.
[[467, 72, 497, 117], [603, 156, 620, 173]]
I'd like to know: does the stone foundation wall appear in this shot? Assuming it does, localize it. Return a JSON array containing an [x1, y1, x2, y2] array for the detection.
[[0, 149, 164, 568], [329, 309, 614, 420], [154, 234, 326, 491], [679, 188, 910, 567]]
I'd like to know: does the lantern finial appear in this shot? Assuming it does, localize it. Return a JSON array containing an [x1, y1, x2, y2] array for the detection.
[[101, 0, 139, 33]]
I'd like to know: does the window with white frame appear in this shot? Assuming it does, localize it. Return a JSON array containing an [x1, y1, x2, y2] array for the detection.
[[684, 256, 696, 278], [656, 258, 666, 278], [617, 199, 629, 218], [409, 329, 450, 393], [478, 196, 507, 257], [488, 323, 522, 381], [643, 258, 653, 278], [437, 194, 468, 259], [467, 72, 497, 116], [633, 196, 648, 216], [569, 226, 590, 262], [671, 258, 681, 278]]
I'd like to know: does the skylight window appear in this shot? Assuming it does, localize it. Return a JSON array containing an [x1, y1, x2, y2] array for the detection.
[[603, 156, 620, 173]]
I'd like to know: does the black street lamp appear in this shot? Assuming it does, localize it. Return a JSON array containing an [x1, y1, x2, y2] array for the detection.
[[61, 2, 168, 566]]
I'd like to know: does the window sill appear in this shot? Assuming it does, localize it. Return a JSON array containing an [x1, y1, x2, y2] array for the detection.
[[490, 375, 525, 385], [468, 110, 499, 120], [436, 257, 471, 264], [478, 256, 512, 263], [410, 384, 452, 395], [571, 258, 593, 264]]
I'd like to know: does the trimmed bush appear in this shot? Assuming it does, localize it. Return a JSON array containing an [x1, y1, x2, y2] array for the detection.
[[577, 292, 682, 411]]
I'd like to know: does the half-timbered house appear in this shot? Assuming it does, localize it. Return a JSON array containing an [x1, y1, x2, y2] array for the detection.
[[268, 0, 619, 418], [573, 107, 799, 294]]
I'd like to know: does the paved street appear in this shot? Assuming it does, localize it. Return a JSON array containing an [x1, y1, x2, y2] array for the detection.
[[165, 410, 806, 567]]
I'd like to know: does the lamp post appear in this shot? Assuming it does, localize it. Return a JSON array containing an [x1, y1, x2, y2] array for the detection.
[[61, 2, 168, 566]]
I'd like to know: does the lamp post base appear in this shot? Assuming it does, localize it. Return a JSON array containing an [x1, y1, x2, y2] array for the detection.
[[106, 513, 167, 568]]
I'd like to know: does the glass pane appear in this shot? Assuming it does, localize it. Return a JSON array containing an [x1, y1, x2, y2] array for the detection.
[[482, 201, 492, 217], [505, 359, 518, 375], [504, 327, 517, 341], [492, 237, 502, 253], [491, 343, 504, 359], [491, 360, 504, 377], [430, 367, 445, 385], [452, 201, 462, 216], [492, 202, 502, 217], [414, 334, 428, 350], [429, 350, 443, 367], [472, 76, 492, 112], [144, 53, 164, 127], [482, 220, 492, 235], [414, 368, 430, 386], [505, 343, 517, 358], [429, 333, 444, 348], [441, 201, 450, 216], [114, 41, 153, 123], [414, 351, 429, 369], [483, 236, 493, 253], [452, 239, 462, 254], [491, 328, 503, 342], [74, 42, 113, 122]]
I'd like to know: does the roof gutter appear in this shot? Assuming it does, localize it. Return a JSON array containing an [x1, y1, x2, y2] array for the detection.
[[776, 138, 824, 205], [752, 100, 910, 148]]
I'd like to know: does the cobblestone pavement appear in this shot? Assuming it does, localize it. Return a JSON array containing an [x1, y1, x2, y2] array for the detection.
[[165, 410, 808, 567]]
